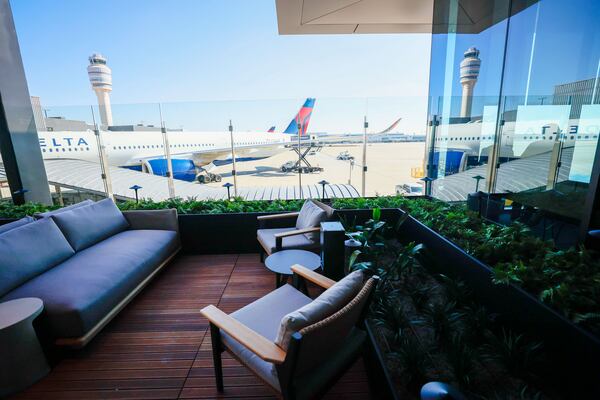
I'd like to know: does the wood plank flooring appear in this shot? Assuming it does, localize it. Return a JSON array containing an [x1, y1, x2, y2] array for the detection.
[[13, 254, 373, 399]]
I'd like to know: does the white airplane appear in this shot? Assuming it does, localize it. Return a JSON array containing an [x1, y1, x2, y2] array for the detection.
[[36, 98, 316, 182]]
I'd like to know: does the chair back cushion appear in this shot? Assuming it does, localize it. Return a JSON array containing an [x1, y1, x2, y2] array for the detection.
[[275, 270, 363, 350], [293, 277, 376, 375], [311, 199, 335, 220], [51, 198, 129, 251], [0, 216, 35, 235], [296, 200, 327, 241], [0, 218, 75, 297], [35, 199, 94, 219]]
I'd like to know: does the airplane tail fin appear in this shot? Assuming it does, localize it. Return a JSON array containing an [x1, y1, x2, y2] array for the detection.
[[283, 98, 315, 136], [378, 117, 402, 134], [267, 126, 276, 133]]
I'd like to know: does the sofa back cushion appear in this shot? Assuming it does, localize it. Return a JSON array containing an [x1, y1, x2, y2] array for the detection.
[[0, 216, 35, 235], [0, 218, 75, 297], [35, 199, 94, 219], [274, 270, 364, 350], [51, 198, 129, 251], [296, 200, 327, 242]]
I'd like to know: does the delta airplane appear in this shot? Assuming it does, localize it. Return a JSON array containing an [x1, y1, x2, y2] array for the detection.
[[37, 98, 316, 182], [433, 117, 599, 160]]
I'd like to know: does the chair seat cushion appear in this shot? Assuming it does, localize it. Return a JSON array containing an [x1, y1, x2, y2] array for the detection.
[[257, 228, 319, 254], [220, 284, 312, 391], [1, 229, 179, 338], [275, 270, 364, 350]]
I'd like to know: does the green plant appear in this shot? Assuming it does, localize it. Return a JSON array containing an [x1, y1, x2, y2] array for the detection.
[[388, 334, 431, 391], [484, 329, 543, 378], [421, 301, 464, 347], [445, 333, 477, 389]]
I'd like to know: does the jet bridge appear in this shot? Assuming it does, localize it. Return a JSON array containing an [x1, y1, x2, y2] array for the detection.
[[0, 159, 359, 202]]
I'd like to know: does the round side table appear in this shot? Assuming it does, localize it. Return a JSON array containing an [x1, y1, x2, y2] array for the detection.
[[0, 298, 50, 397], [265, 249, 321, 288]]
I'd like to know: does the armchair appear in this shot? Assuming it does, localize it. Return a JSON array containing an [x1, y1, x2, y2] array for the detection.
[[200, 265, 378, 400], [257, 200, 334, 261]]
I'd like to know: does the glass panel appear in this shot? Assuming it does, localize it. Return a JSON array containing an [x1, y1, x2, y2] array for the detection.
[[427, 0, 511, 201]]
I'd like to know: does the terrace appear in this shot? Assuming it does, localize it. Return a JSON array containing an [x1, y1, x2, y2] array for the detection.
[[11, 254, 371, 399], [1, 0, 600, 399]]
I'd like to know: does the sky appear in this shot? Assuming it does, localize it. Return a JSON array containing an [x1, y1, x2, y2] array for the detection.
[[11, 0, 432, 134]]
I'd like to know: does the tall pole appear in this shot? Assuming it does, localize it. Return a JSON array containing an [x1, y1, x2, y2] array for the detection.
[[159, 104, 175, 198], [91, 106, 114, 200], [229, 120, 238, 197], [362, 116, 368, 197], [297, 121, 303, 199]]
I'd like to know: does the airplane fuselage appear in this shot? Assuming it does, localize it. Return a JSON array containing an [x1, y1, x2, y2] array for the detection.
[[37, 130, 293, 167]]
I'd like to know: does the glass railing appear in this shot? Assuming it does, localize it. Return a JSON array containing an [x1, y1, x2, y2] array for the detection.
[[25, 96, 429, 203]]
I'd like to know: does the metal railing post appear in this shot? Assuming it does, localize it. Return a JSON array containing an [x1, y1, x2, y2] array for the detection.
[[361, 116, 368, 197], [297, 121, 303, 199], [159, 104, 176, 199], [229, 120, 238, 197], [91, 106, 114, 200]]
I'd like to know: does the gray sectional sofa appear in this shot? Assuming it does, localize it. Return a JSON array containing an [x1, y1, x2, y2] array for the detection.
[[0, 199, 180, 347]]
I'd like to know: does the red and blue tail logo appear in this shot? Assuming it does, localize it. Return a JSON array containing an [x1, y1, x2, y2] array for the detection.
[[283, 98, 315, 136], [267, 126, 276, 133]]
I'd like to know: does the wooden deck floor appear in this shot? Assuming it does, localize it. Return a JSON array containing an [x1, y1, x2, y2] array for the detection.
[[13, 254, 373, 399]]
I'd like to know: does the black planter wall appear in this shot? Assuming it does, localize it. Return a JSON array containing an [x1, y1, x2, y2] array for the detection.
[[178, 211, 295, 254], [389, 209, 600, 397]]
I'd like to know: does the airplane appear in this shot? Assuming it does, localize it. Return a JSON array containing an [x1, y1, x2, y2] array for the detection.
[[36, 98, 316, 182]]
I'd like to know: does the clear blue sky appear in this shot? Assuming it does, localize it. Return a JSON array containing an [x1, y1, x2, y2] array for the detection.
[[11, 0, 432, 134]]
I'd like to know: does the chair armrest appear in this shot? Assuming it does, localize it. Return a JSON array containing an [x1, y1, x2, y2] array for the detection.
[[273, 226, 320, 239], [200, 305, 286, 364], [257, 212, 300, 221], [274, 226, 320, 250], [122, 209, 179, 232], [291, 264, 336, 289]]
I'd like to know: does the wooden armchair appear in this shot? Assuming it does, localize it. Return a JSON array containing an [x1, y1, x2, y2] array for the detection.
[[256, 200, 335, 261], [200, 265, 378, 400]]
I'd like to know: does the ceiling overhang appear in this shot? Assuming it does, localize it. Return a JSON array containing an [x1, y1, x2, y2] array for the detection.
[[275, 0, 435, 35], [276, 0, 539, 35]]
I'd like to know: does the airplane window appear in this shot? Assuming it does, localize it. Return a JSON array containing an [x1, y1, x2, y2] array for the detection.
[[112, 146, 116, 150], [118, 146, 121, 149], [62, 148, 66, 152], [542, 136, 546, 140], [585, 135, 590, 139], [86, 147, 90, 151], [74, 148, 78, 151], [577, 136, 582, 139], [42, 149, 46, 152], [68, 148, 72, 151]]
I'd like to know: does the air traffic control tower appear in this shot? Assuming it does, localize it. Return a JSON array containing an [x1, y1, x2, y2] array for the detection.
[[459, 47, 481, 118], [87, 53, 113, 126]]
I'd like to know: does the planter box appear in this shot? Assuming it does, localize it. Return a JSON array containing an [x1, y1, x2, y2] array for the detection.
[[178, 211, 295, 254], [340, 207, 600, 397]]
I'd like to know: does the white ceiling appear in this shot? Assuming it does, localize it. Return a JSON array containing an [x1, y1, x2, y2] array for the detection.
[[276, 0, 435, 35]]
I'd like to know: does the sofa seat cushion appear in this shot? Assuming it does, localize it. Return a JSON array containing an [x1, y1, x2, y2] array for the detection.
[[51, 199, 129, 251], [257, 228, 319, 254], [221, 284, 312, 391], [2, 229, 179, 338], [0, 218, 75, 298]]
